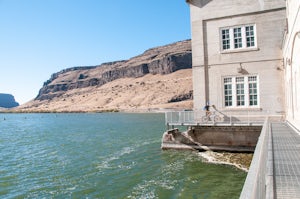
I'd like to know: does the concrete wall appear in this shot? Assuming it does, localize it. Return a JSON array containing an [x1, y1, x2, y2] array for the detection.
[[283, 0, 300, 130], [188, 0, 285, 21], [188, 0, 286, 117], [161, 126, 262, 152]]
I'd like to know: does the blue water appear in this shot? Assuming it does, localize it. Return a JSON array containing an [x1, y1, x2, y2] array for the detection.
[[0, 113, 246, 198]]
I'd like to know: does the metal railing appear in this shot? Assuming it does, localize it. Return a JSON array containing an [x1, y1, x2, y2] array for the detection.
[[239, 118, 271, 199], [165, 111, 271, 127]]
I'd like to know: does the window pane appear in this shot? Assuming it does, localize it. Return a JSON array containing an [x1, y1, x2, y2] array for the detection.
[[249, 81, 258, 106], [222, 29, 230, 50], [236, 77, 244, 82], [236, 78, 245, 106], [234, 27, 242, 48], [237, 95, 245, 106], [224, 77, 233, 107], [224, 77, 232, 83], [248, 76, 257, 82], [225, 96, 232, 106], [246, 25, 255, 47]]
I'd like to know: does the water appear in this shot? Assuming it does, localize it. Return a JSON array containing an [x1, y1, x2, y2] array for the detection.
[[0, 113, 246, 198]]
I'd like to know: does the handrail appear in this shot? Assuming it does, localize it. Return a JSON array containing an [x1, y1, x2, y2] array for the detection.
[[239, 117, 270, 199], [165, 111, 275, 127]]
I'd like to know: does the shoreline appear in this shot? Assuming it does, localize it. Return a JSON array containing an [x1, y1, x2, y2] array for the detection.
[[0, 107, 186, 114]]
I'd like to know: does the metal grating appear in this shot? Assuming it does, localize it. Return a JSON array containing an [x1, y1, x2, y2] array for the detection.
[[271, 123, 300, 199]]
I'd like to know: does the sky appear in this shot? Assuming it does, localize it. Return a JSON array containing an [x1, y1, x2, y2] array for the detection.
[[0, 0, 191, 104]]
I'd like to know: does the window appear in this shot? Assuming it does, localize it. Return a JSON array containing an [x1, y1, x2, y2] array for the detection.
[[221, 25, 256, 51], [222, 29, 230, 50], [223, 75, 259, 108], [245, 25, 255, 47], [234, 27, 242, 48], [248, 76, 258, 106], [236, 77, 245, 106], [224, 78, 233, 106]]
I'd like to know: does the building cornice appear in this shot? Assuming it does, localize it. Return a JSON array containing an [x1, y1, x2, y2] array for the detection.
[[202, 7, 286, 22]]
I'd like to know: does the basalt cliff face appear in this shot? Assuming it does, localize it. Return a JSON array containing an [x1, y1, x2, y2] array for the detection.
[[18, 40, 193, 112]]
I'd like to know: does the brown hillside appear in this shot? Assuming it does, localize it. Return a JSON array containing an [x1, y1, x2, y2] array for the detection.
[[18, 69, 193, 112], [16, 40, 193, 112]]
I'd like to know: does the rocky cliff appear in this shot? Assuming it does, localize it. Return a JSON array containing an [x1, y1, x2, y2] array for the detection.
[[36, 40, 192, 101], [0, 94, 19, 108], [18, 40, 193, 112]]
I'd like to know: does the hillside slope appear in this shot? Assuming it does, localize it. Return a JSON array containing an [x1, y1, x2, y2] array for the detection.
[[18, 69, 192, 112], [17, 40, 193, 112]]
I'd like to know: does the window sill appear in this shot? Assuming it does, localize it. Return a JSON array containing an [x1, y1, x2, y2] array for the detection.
[[223, 107, 262, 111], [220, 47, 259, 54]]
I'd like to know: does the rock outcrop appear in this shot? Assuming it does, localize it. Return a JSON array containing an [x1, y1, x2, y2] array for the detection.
[[0, 94, 19, 108], [36, 40, 192, 101], [16, 40, 193, 112]]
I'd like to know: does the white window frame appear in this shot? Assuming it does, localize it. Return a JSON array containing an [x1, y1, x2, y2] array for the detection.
[[223, 75, 259, 108], [220, 24, 257, 52]]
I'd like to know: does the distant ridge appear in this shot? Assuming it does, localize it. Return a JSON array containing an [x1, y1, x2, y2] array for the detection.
[[0, 93, 19, 108], [17, 40, 193, 112], [36, 40, 192, 101]]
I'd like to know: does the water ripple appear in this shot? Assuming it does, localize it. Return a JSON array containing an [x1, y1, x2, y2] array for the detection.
[[0, 113, 246, 199]]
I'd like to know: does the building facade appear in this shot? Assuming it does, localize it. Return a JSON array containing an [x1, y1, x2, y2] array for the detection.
[[186, 0, 287, 120], [283, 0, 300, 130]]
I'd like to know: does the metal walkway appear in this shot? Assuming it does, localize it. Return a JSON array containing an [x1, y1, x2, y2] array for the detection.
[[271, 123, 300, 199], [240, 121, 300, 199]]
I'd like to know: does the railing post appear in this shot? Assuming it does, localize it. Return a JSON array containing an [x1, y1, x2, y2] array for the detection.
[[165, 112, 168, 125]]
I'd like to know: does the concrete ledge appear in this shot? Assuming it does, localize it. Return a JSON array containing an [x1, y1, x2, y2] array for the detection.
[[161, 125, 262, 152], [161, 142, 255, 152]]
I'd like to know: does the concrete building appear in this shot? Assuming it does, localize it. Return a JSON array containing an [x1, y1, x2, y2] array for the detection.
[[283, 0, 300, 130], [162, 0, 300, 152], [163, 2, 300, 195], [186, 0, 286, 119]]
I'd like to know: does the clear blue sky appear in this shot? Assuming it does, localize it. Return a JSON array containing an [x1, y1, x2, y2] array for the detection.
[[0, 0, 191, 104]]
